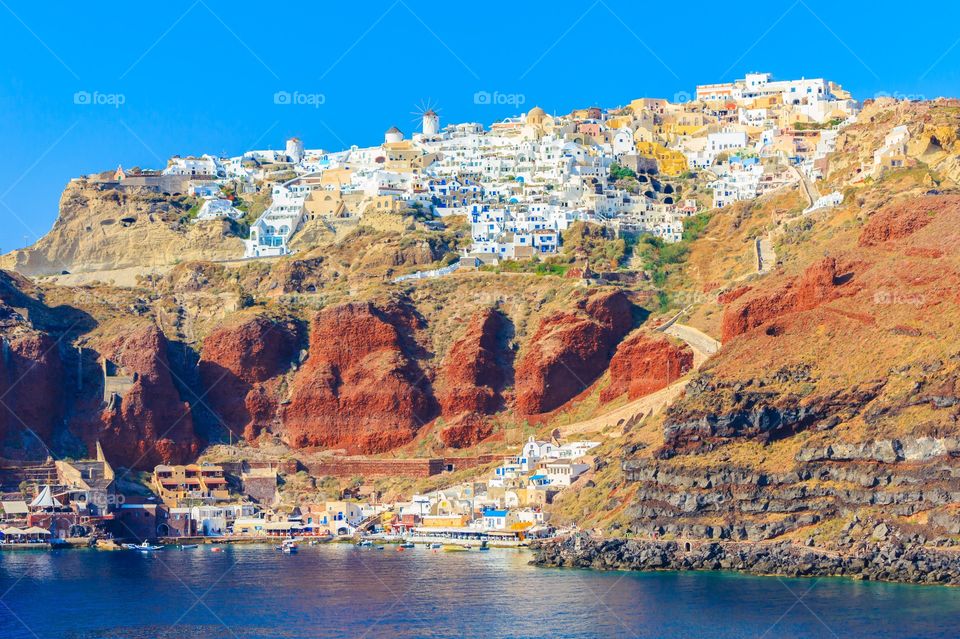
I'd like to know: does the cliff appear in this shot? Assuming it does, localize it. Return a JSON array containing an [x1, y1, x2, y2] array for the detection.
[[515, 290, 633, 415], [282, 302, 435, 453], [0, 180, 242, 276]]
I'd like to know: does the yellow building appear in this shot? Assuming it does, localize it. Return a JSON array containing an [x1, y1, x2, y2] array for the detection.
[[421, 515, 470, 528], [634, 141, 689, 176], [152, 464, 230, 507]]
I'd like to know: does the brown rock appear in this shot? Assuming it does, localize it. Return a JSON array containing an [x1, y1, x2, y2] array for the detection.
[[516, 290, 633, 415], [439, 413, 495, 449], [0, 333, 65, 445], [721, 257, 851, 342], [858, 195, 956, 247], [436, 308, 509, 417], [199, 316, 298, 441], [601, 332, 693, 402], [97, 326, 199, 470], [282, 302, 434, 453]]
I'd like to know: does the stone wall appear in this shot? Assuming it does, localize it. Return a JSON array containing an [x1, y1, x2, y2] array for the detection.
[[305, 457, 446, 478]]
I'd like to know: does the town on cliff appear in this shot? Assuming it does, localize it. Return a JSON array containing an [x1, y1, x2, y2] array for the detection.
[[4, 66, 960, 589]]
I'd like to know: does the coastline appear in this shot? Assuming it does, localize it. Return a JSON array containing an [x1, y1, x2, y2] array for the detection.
[[530, 534, 960, 586]]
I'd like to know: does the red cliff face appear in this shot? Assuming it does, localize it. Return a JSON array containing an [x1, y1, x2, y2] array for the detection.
[[516, 290, 633, 415], [435, 308, 510, 448], [858, 196, 954, 247], [436, 308, 508, 417], [199, 316, 298, 441], [721, 257, 850, 342], [0, 333, 65, 445], [438, 413, 495, 449], [98, 326, 199, 469], [282, 303, 434, 453], [601, 332, 693, 402]]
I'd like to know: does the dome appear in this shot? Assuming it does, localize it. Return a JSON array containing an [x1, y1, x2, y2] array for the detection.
[[526, 106, 546, 125]]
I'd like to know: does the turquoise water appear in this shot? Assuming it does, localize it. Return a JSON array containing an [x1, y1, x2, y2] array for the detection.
[[2, 543, 959, 638]]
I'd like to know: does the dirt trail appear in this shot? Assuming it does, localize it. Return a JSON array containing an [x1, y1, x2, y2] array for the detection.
[[559, 323, 720, 438]]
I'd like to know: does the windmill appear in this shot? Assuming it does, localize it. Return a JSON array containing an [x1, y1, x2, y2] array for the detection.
[[411, 99, 441, 135]]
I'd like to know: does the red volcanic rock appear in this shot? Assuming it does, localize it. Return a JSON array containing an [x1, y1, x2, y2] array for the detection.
[[858, 196, 956, 247], [98, 326, 199, 470], [721, 257, 851, 342], [0, 333, 65, 444], [436, 308, 508, 417], [439, 413, 495, 449], [601, 332, 693, 402], [718, 285, 752, 305], [282, 302, 433, 453], [199, 316, 298, 441], [515, 290, 633, 415]]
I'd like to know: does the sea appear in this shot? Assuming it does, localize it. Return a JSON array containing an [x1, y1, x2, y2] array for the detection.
[[2, 542, 959, 638]]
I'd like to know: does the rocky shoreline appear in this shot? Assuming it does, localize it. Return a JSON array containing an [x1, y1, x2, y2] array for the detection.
[[531, 534, 960, 585]]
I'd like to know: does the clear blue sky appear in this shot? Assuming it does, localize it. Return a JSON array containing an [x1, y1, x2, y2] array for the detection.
[[1, 0, 958, 251]]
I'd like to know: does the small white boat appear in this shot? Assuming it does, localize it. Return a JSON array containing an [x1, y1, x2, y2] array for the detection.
[[356, 540, 373, 547], [176, 544, 198, 550], [276, 539, 298, 554], [124, 541, 163, 552]]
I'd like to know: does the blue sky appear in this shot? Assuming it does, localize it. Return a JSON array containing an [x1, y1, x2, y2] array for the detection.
[[1, 0, 958, 251]]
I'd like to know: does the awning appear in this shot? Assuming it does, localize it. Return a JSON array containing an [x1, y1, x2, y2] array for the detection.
[[29, 486, 63, 509], [24, 527, 51, 535]]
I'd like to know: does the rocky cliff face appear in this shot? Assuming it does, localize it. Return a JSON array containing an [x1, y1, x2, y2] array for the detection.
[[0, 332, 65, 450], [95, 326, 199, 469], [199, 316, 299, 441], [282, 302, 435, 453], [0, 180, 242, 276], [601, 331, 693, 402], [720, 256, 854, 342], [516, 290, 633, 415], [434, 308, 510, 447]]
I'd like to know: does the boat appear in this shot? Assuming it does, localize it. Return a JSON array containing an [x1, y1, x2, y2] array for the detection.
[[399, 542, 415, 549], [176, 544, 198, 550], [277, 539, 299, 554], [429, 543, 442, 549], [373, 545, 385, 550], [356, 540, 373, 548], [442, 544, 468, 552], [124, 541, 163, 552], [478, 541, 490, 551], [211, 547, 224, 553]]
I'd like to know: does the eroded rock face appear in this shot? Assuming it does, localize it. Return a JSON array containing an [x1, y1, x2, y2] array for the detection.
[[282, 302, 434, 453], [662, 372, 885, 455], [601, 332, 693, 402], [516, 290, 633, 415], [858, 195, 956, 247], [97, 326, 199, 470], [720, 257, 852, 342], [0, 333, 65, 446], [0, 181, 243, 276], [199, 316, 299, 441], [436, 308, 509, 417], [438, 413, 495, 449]]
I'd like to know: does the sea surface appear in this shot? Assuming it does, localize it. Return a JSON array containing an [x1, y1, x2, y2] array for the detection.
[[2, 542, 960, 638]]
